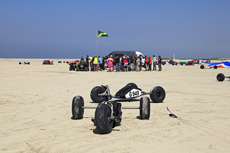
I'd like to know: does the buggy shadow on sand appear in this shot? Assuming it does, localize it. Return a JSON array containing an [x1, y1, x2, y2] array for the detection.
[[71, 83, 166, 134]]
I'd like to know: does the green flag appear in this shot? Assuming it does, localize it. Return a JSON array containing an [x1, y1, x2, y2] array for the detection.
[[98, 30, 108, 37]]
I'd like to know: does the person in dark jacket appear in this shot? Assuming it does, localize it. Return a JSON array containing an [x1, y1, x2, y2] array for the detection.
[[158, 55, 162, 71], [85, 55, 89, 69], [115, 56, 120, 72], [101, 57, 105, 71]]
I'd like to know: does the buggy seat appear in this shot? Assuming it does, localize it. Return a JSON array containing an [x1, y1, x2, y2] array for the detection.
[[115, 83, 141, 98]]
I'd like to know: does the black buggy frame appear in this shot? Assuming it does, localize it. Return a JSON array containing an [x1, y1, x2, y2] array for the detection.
[[71, 83, 166, 134]]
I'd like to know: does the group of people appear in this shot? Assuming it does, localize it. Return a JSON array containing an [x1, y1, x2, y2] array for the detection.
[[81, 55, 163, 72]]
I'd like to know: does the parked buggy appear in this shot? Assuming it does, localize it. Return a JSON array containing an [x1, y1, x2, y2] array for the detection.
[[71, 83, 166, 134]]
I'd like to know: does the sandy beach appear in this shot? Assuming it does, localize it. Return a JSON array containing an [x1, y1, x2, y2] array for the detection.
[[0, 58, 230, 153]]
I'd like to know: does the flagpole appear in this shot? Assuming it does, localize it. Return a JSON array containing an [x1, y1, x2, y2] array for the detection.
[[96, 28, 98, 57]]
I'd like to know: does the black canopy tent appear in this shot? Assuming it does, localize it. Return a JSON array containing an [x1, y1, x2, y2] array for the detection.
[[107, 51, 144, 58]]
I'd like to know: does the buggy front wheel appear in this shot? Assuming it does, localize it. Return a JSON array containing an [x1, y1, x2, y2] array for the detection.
[[95, 103, 113, 134]]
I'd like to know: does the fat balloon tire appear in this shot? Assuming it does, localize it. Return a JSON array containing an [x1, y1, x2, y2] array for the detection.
[[90, 86, 106, 103], [217, 73, 225, 82], [72, 96, 84, 119], [95, 104, 113, 134], [140, 97, 150, 119], [150, 86, 166, 103]]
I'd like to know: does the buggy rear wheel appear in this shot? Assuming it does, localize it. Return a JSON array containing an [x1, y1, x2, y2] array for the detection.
[[150, 86, 166, 103], [200, 65, 204, 69], [95, 103, 113, 134], [90, 86, 106, 103], [72, 96, 84, 119], [140, 97, 150, 119]]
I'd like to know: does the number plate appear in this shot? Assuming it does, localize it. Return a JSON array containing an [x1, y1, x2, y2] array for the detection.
[[125, 89, 141, 98]]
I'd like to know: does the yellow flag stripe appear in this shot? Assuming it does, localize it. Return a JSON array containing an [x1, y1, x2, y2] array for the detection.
[[98, 33, 107, 37]]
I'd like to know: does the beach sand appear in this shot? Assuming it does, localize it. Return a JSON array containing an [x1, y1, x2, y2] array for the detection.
[[0, 58, 230, 153]]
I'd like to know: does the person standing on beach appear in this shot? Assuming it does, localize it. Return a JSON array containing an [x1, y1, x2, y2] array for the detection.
[[158, 55, 162, 71], [107, 56, 114, 72], [141, 56, 145, 70], [153, 55, 157, 71], [93, 55, 98, 71], [133, 55, 137, 71], [145, 55, 149, 70], [104, 56, 108, 70], [139, 55, 143, 71], [136, 56, 140, 71], [121, 56, 124, 71], [123, 57, 128, 72], [80, 56, 85, 65], [98, 56, 102, 71], [101, 57, 105, 71], [148, 56, 152, 71], [130, 56, 135, 71], [115, 56, 120, 72], [127, 56, 130, 71], [86, 55, 89, 70], [119, 56, 122, 71]]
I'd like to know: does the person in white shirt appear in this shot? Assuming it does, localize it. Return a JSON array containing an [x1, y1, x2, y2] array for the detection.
[[142, 57, 145, 68], [153, 55, 157, 71]]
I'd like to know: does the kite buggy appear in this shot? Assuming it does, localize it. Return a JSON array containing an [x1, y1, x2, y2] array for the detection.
[[19, 62, 30, 65], [200, 61, 230, 69], [72, 83, 166, 134]]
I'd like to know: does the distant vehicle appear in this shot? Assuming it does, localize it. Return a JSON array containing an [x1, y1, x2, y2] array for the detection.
[[167, 60, 178, 65], [107, 51, 144, 58], [42, 60, 53, 65], [69, 60, 89, 71], [155, 60, 178, 65], [19, 62, 30, 65], [179, 59, 199, 66], [200, 61, 230, 69]]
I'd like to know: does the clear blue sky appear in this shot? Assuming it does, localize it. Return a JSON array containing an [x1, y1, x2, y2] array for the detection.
[[0, 0, 230, 59]]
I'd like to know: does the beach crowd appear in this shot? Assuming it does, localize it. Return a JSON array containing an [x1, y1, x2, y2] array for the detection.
[[78, 55, 163, 72]]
